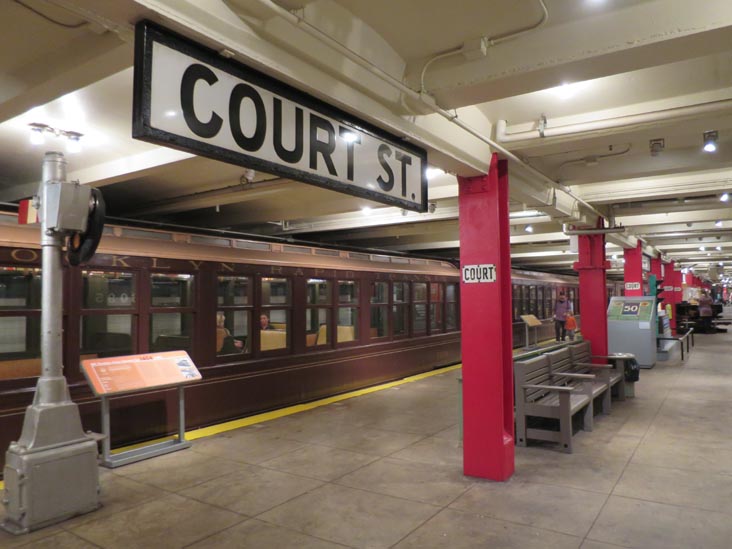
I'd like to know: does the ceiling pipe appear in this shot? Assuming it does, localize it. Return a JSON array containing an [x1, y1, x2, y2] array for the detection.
[[240, 0, 607, 223], [496, 98, 732, 143], [419, 0, 548, 92], [563, 225, 626, 235]]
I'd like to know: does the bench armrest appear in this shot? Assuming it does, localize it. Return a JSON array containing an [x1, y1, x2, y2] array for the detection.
[[551, 372, 596, 380], [575, 362, 613, 369], [522, 383, 574, 393]]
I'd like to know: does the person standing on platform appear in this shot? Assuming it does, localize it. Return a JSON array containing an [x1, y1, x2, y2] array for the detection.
[[554, 292, 572, 341], [698, 290, 713, 333]]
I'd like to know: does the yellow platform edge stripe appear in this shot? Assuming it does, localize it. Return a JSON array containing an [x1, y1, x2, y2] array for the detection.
[[110, 363, 462, 454], [0, 365, 465, 491]]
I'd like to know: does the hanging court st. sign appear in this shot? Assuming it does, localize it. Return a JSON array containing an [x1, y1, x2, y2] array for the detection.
[[132, 21, 428, 212]]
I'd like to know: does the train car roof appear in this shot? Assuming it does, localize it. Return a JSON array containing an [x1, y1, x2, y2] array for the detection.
[[0, 212, 459, 277]]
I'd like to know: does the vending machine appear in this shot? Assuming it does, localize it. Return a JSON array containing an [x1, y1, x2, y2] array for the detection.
[[607, 296, 657, 368]]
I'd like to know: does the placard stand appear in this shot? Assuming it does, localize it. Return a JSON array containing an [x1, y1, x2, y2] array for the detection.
[[81, 350, 201, 469], [100, 386, 190, 468], [520, 315, 542, 350]]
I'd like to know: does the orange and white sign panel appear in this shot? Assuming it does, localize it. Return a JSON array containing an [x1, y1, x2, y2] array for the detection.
[[81, 350, 201, 396], [17, 199, 39, 225]]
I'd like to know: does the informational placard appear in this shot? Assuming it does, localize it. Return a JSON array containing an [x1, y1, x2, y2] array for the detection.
[[642, 254, 651, 272], [520, 314, 543, 327], [81, 351, 201, 396], [132, 21, 427, 212], [625, 282, 641, 290], [462, 264, 497, 283]]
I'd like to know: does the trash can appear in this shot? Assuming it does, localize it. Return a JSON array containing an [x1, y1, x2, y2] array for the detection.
[[607, 352, 637, 397]]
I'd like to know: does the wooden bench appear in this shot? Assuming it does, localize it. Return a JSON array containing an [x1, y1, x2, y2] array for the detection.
[[568, 341, 626, 406], [544, 347, 611, 415], [514, 354, 593, 453]]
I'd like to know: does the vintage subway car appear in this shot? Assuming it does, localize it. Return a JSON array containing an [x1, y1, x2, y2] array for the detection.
[[0, 214, 461, 466]]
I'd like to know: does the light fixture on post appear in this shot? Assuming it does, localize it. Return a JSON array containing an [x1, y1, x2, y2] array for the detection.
[[29, 123, 47, 145], [703, 130, 718, 153], [66, 132, 82, 154], [28, 122, 83, 152]]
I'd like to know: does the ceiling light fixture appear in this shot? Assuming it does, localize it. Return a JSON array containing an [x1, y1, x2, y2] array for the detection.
[[649, 138, 664, 157], [425, 167, 445, 180], [525, 224, 534, 233], [703, 130, 718, 153], [699, 246, 706, 251], [716, 220, 723, 227], [28, 122, 84, 151], [716, 246, 723, 251], [361, 207, 372, 215], [721, 193, 729, 202]]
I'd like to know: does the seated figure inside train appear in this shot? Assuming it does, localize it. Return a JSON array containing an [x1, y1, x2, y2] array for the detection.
[[216, 312, 244, 354]]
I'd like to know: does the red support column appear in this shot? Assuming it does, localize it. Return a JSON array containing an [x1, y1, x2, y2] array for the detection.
[[458, 153, 514, 481], [650, 257, 662, 282], [573, 230, 610, 357], [666, 262, 680, 334], [623, 243, 644, 296]]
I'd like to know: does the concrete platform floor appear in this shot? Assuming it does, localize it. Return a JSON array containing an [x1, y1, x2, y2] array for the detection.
[[3, 332, 732, 548]]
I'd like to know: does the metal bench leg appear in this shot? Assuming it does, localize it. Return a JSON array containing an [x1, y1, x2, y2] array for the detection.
[[616, 377, 626, 401], [558, 395, 573, 453]]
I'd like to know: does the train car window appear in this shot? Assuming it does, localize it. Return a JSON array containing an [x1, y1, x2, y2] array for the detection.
[[412, 282, 428, 334], [0, 267, 41, 310], [337, 280, 359, 343], [306, 278, 331, 347], [0, 266, 42, 379], [262, 277, 290, 306], [528, 285, 537, 316], [512, 285, 519, 321], [217, 276, 252, 356], [393, 282, 408, 303], [446, 282, 459, 330], [536, 287, 544, 318], [261, 277, 290, 351], [338, 280, 359, 304], [81, 314, 134, 358], [151, 273, 194, 307], [307, 278, 331, 306], [217, 276, 251, 306], [370, 282, 389, 339], [544, 286, 552, 319], [150, 312, 193, 353], [392, 281, 409, 337], [83, 271, 136, 309], [429, 283, 444, 332]]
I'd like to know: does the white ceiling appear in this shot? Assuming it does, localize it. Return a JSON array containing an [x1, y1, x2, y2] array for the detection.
[[2, 0, 732, 280]]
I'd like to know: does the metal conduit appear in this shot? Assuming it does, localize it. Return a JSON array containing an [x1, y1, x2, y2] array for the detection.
[[496, 98, 732, 143], [246, 0, 607, 223]]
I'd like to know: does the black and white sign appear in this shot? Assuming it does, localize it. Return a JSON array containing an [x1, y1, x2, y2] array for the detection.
[[663, 286, 673, 291], [641, 254, 651, 272], [462, 264, 497, 284], [132, 22, 427, 211], [625, 282, 641, 290]]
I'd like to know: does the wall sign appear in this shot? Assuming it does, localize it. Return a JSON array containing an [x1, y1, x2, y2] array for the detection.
[[462, 264, 497, 283], [625, 282, 641, 290], [132, 21, 427, 212], [641, 254, 651, 272]]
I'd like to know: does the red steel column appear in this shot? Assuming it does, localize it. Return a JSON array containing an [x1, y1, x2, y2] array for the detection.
[[458, 153, 514, 481], [666, 261, 680, 333], [624, 243, 644, 296], [573, 230, 610, 357]]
